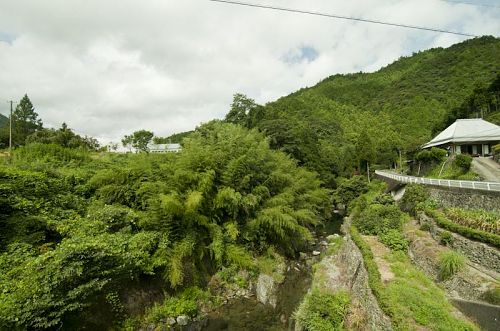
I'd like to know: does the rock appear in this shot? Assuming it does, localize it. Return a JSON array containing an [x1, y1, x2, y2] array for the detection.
[[327, 234, 339, 241], [256, 274, 278, 308], [167, 317, 176, 326], [294, 267, 300, 272], [280, 314, 287, 324], [312, 250, 321, 256], [299, 252, 307, 260], [320, 240, 328, 246], [177, 315, 190, 326]]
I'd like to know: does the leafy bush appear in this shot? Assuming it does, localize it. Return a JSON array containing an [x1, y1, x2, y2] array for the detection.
[[439, 251, 466, 280], [379, 229, 409, 251], [373, 193, 395, 206], [143, 287, 210, 323], [294, 289, 350, 331], [439, 231, 454, 246], [334, 176, 368, 208], [416, 147, 447, 163], [453, 154, 472, 171], [400, 184, 429, 216], [354, 204, 405, 235]]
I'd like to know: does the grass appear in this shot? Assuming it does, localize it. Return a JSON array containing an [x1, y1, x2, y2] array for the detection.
[[294, 289, 350, 331], [350, 225, 478, 331], [427, 158, 479, 180], [438, 251, 466, 280]]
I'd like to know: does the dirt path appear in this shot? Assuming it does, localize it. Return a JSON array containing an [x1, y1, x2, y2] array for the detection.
[[472, 157, 500, 182], [362, 235, 394, 283]]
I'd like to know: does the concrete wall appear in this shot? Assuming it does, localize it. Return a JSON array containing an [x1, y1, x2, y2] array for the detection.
[[426, 186, 500, 212]]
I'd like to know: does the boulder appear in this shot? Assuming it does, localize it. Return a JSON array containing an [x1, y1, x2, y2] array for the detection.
[[177, 315, 190, 326], [256, 274, 278, 308]]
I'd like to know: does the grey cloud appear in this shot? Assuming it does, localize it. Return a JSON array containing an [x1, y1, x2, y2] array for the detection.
[[0, 0, 498, 144]]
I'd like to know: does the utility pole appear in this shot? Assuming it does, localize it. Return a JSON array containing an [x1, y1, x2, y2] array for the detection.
[[9, 100, 13, 156]]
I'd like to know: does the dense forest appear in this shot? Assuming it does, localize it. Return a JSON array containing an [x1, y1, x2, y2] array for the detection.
[[1, 36, 499, 330], [225, 36, 500, 186]]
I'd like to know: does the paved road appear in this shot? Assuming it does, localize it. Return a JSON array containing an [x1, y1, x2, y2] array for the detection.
[[472, 157, 500, 182]]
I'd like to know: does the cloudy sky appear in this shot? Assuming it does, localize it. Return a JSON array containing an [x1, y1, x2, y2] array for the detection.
[[0, 0, 498, 144]]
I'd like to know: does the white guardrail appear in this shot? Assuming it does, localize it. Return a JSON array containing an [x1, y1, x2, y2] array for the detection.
[[375, 170, 500, 192]]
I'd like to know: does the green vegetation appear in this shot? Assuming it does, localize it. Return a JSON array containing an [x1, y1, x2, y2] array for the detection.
[[454, 154, 472, 171], [438, 251, 467, 280], [0, 122, 332, 329], [294, 289, 350, 331], [225, 37, 500, 186], [400, 184, 429, 216], [481, 286, 500, 305], [354, 204, 406, 235], [143, 287, 210, 322], [379, 229, 409, 251], [351, 226, 477, 330], [2, 36, 499, 329], [424, 207, 500, 248], [439, 231, 454, 246], [444, 208, 499, 235], [153, 130, 193, 144]]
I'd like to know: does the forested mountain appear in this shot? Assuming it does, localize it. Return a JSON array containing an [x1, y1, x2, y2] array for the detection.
[[230, 36, 500, 186]]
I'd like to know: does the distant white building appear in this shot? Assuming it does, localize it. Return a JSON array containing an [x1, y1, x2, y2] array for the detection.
[[422, 119, 500, 156], [148, 143, 182, 153]]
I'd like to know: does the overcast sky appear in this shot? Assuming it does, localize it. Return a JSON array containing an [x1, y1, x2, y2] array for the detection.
[[0, 0, 498, 144]]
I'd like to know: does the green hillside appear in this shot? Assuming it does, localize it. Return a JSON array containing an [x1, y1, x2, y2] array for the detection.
[[0, 114, 7, 128], [238, 36, 500, 185]]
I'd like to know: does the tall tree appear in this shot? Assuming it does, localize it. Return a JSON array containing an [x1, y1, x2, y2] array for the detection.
[[225, 93, 262, 127], [12, 94, 43, 146], [121, 134, 133, 152], [132, 130, 154, 152]]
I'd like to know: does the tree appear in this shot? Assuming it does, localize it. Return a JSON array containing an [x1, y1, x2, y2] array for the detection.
[[122, 130, 154, 152], [121, 134, 133, 152], [12, 94, 43, 146], [225, 93, 261, 127]]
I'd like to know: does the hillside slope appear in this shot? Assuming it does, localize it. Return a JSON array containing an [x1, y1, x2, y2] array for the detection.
[[244, 36, 500, 185], [0, 114, 7, 128]]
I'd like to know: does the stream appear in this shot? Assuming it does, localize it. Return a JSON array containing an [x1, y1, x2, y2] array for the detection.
[[202, 215, 343, 331]]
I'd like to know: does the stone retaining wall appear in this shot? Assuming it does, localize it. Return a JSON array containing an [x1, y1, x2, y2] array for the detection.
[[417, 213, 500, 274], [427, 186, 500, 212]]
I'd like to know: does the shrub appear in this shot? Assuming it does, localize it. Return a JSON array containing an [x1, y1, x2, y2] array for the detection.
[[144, 287, 210, 323], [416, 147, 447, 164], [453, 154, 472, 171], [400, 185, 429, 216], [438, 251, 466, 280], [439, 231, 454, 246], [373, 193, 395, 206], [481, 287, 500, 305], [294, 289, 350, 331], [379, 229, 409, 251], [419, 223, 431, 232], [334, 176, 368, 208], [355, 204, 405, 235]]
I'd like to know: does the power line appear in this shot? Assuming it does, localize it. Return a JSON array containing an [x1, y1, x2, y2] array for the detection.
[[440, 0, 500, 9], [209, 0, 478, 37]]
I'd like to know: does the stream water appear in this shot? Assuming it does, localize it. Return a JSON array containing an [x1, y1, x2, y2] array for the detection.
[[203, 215, 343, 331], [203, 267, 311, 331]]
